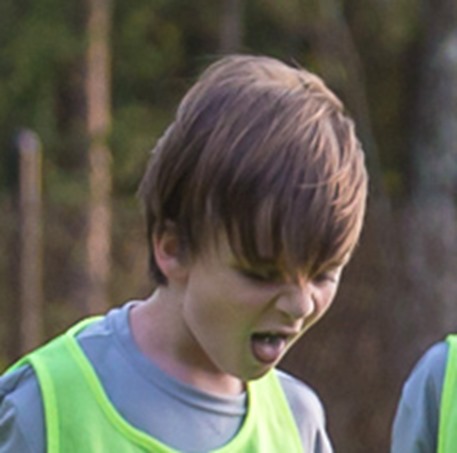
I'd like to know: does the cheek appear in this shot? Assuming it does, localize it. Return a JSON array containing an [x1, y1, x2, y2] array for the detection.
[[184, 276, 244, 327], [315, 284, 340, 317]]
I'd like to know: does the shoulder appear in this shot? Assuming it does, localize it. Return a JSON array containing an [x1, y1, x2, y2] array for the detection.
[[0, 307, 125, 453], [276, 369, 333, 453], [391, 341, 448, 453], [0, 364, 44, 453], [76, 301, 135, 347], [276, 369, 326, 421], [395, 341, 447, 427], [402, 341, 448, 404], [0, 305, 130, 453], [414, 341, 447, 375]]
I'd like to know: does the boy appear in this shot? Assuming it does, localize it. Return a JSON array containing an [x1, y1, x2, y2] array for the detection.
[[391, 338, 454, 452], [0, 54, 368, 452]]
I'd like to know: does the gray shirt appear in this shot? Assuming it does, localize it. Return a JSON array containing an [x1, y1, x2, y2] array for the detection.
[[0, 302, 333, 453], [391, 342, 447, 453]]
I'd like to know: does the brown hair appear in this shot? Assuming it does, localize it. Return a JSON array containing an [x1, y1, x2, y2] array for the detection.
[[139, 54, 368, 284]]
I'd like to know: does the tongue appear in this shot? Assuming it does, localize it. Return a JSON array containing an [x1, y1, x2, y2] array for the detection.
[[251, 335, 286, 364]]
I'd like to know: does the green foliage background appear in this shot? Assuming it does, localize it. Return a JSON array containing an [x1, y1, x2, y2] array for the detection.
[[0, 0, 423, 196]]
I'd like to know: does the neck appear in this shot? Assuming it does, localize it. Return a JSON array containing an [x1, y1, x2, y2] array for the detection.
[[130, 289, 244, 395]]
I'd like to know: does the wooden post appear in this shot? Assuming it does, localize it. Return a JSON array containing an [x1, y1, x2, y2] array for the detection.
[[18, 129, 43, 353], [85, 0, 112, 314]]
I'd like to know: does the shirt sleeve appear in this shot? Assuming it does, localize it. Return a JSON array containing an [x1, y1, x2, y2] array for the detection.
[[0, 365, 45, 453], [277, 369, 333, 453], [391, 342, 448, 453]]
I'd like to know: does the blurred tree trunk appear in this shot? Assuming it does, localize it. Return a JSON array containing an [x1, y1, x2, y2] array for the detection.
[[310, 0, 384, 196], [219, 0, 243, 53], [85, 0, 113, 314], [18, 130, 43, 353], [403, 0, 457, 336]]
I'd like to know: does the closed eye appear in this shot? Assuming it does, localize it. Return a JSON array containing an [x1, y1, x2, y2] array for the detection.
[[312, 269, 341, 285], [237, 268, 284, 284]]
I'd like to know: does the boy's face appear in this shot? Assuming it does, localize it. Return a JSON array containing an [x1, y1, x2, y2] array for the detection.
[[178, 235, 344, 382]]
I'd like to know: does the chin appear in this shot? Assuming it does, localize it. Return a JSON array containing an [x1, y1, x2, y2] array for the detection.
[[238, 365, 273, 382]]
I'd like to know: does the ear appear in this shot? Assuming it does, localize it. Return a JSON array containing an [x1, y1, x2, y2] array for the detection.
[[152, 224, 189, 283]]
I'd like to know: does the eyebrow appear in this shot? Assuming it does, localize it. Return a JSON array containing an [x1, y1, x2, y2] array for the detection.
[[231, 247, 351, 276]]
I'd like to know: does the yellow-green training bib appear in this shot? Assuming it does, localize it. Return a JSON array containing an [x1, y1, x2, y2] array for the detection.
[[7, 318, 303, 452], [438, 335, 457, 453]]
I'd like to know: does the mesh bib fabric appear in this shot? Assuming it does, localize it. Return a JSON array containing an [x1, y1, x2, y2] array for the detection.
[[7, 318, 303, 452]]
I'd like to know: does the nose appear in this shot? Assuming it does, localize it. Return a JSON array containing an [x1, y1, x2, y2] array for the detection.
[[275, 281, 315, 321]]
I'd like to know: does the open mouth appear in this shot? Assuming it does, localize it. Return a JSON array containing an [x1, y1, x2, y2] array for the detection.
[[250, 333, 288, 364]]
